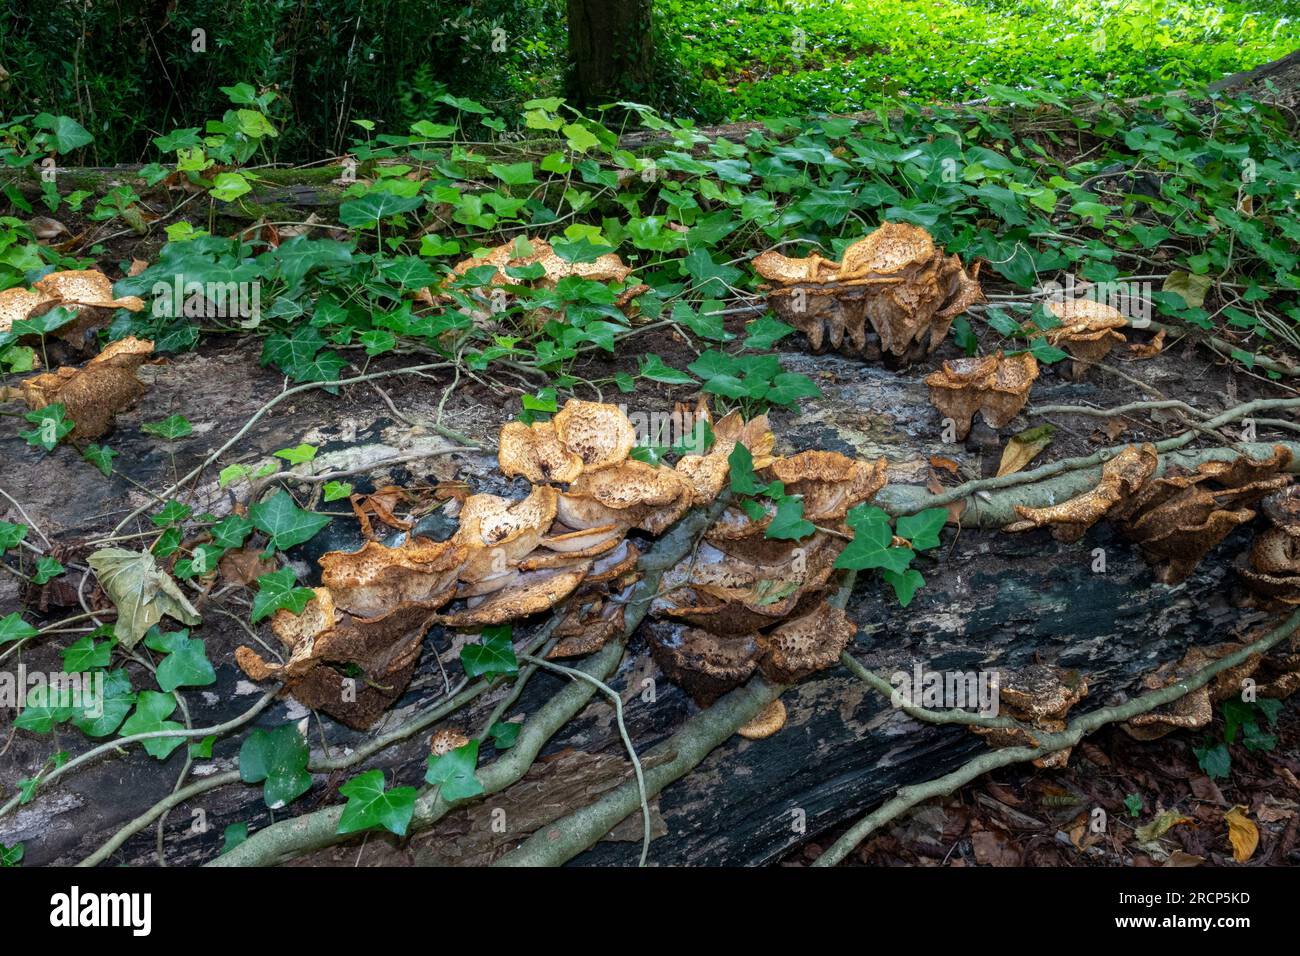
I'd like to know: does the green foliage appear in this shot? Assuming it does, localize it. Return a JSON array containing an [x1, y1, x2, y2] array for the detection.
[[239, 724, 313, 809], [460, 625, 519, 679], [835, 505, 949, 606], [251, 567, 316, 623], [1194, 697, 1282, 779], [336, 770, 418, 837], [425, 739, 486, 801]]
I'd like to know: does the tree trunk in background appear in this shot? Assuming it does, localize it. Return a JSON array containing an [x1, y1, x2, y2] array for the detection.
[[566, 0, 654, 104]]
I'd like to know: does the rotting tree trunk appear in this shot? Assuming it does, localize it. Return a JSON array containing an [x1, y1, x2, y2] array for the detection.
[[3, 338, 1295, 867], [566, 0, 655, 104]]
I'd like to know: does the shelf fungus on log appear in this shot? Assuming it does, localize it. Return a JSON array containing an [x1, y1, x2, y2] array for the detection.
[[1121, 644, 1260, 741], [235, 585, 443, 731], [751, 222, 983, 363], [17, 336, 154, 440], [1239, 485, 1300, 608], [0, 269, 145, 350], [971, 664, 1088, 769], [438, 237, 648, 322], [1008, 444, 1293, 584], [923, 351, 1039, 440], [1044, 299, 1128, 380]]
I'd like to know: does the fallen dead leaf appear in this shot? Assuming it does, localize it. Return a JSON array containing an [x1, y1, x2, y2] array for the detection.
[[1129, 328, 1167, 359], [1224, 805, 1259, 863], [1135, 809, 1194, 846], [1163, 850, 1204, 867], [996, 424, 1055, 477]]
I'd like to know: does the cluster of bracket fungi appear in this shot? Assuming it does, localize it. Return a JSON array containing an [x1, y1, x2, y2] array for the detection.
[[236, 400, 888, 732]]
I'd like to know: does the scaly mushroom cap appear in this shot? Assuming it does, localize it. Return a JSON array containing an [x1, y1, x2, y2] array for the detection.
[[32, 270, 146, 312], [1241, 486, 1300, 608], [454, 485, 559, 582], [751, 223, 982, 362], [498, 420, 584, 484], [752, 250, 840, 286], [0, 286, 51, 334], [924, 351, 1037, 439], [737, 699, 788, 739], [453, 237, 637, 286], [675, 412, 775, 505], [645, 622, 764, 706], [766, 451, 888, 523], [238, 589, 440, 729], [759, 603, 857, 683], [837, 222, 935, 279], [319, 536, 465, 617], [18, 336, 154, 440], [548, 594, 628, 659], [1118, 447, 1292, 584], [1005, 443, 1159, 542], [972, 664, 1087, 768], [430, 728, 471, 756], [439, 565, 590, 627], [552, 399, 636, 472], [1123, 644, 1259, 740], [1046, 299, 1128, 379], [563, 460, 695, 534]]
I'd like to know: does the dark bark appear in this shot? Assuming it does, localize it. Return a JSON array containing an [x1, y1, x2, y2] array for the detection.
[[566, 0, 655, 104]]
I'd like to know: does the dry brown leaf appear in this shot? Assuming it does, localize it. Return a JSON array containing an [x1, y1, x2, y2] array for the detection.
[[1224, 805, 1258, 863], [996, 424, 1055, 477], [1135, 810, 1194, 845], [1129, 328, 1167, 359]]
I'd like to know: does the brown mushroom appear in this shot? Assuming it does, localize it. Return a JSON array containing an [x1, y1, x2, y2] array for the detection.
[[1240, 486, 1300, 607], [752, 222, 984, 364], [18, 336, 154, 440], [1005, 443, 1159, 542], [318, 535, 465, 618], [758, 602, 857, 683], [1045, 299, 1128, 380], [972, 664, 1088, 768], [737, 699, 788, 739], [924, 351, 1039, 440]]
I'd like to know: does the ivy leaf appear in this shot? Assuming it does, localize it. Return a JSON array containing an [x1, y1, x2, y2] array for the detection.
[[0, 521, 28, 553], [489, 161, 536, 186], [0, 612, 39, 645], [82, 443, 118, 476], [883, 568, 925, 607], [35, 112, 93, 153], [145, 628, 216, 692], [835, 508, 914, 574], [32, 555, 64, 585], [638, 353, 697, 385], [336, 770, 418, 837], [190, 734, 217, 758], [460, 625, 518, 678], [250, 490, 330, 553], [21, 404, 74, 451], [744, 314, 796, 350], [87, 547, 202, 649], [338, 192, 424, 228], [71, 668, 135, 737], [221, 823, 249, 855], [62, 630, 115, 671], [489, 721, 521, 750], [239, 724, 312, 809], [764, 497, 815, 540], [896, 508, 948, 551], [210, 514, 254, 550], [273, 443, 318, 466], [425, 740, 485, 801], [1194, 740, 1232, 780], [251, 567, 316, 623], [150, 499, 193, 528], [0, 842, 23, 866], [119, 690, 186, 760], [323, 481, 353, 502], [142, 414, 193, 440], [682, 247, 742, 297]]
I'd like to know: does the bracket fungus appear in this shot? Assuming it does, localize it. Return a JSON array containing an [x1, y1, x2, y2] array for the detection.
[[0, 270, 145, 349], [923, 351, 1039, 440], [1239, 485, 1300, 608], [1121, 644, 1260, 741], [751, 222, 983, 364], [1044, 299, 1128, 380], [235, 587, 441, 730], [971, 664, 1087, 769], [1010, 445, 1292, 583], [18, 336, 154, 440]]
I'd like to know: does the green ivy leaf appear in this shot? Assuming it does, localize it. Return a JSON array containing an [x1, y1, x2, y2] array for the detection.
[[82, 443, 118, 477], [273, 443, 318, 466], [71, 668, 135, 737], [145, 628, 216, 692], [62, 630, 115, 671], [239, 724, 312, 809], [336, 770, 418, 837], [119, 690, 186, 760], [883, 568, 925, 607], [221, 823, 249, 855], [0, 521, 28, 554], [460, 625, 518, 678], [250, 490, 331, 553], [764, 497, 815, 540], [31, 555, 64, 585], [425, 740, 485, 801], [21, 404, 74, 451], [251, 567, 316, 623], [489, 721, 521, 750], [0, 612, 39, 645], [323, 481, 353, 502], [142, 414, 193, 440], [896, 508, 948, 551]]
